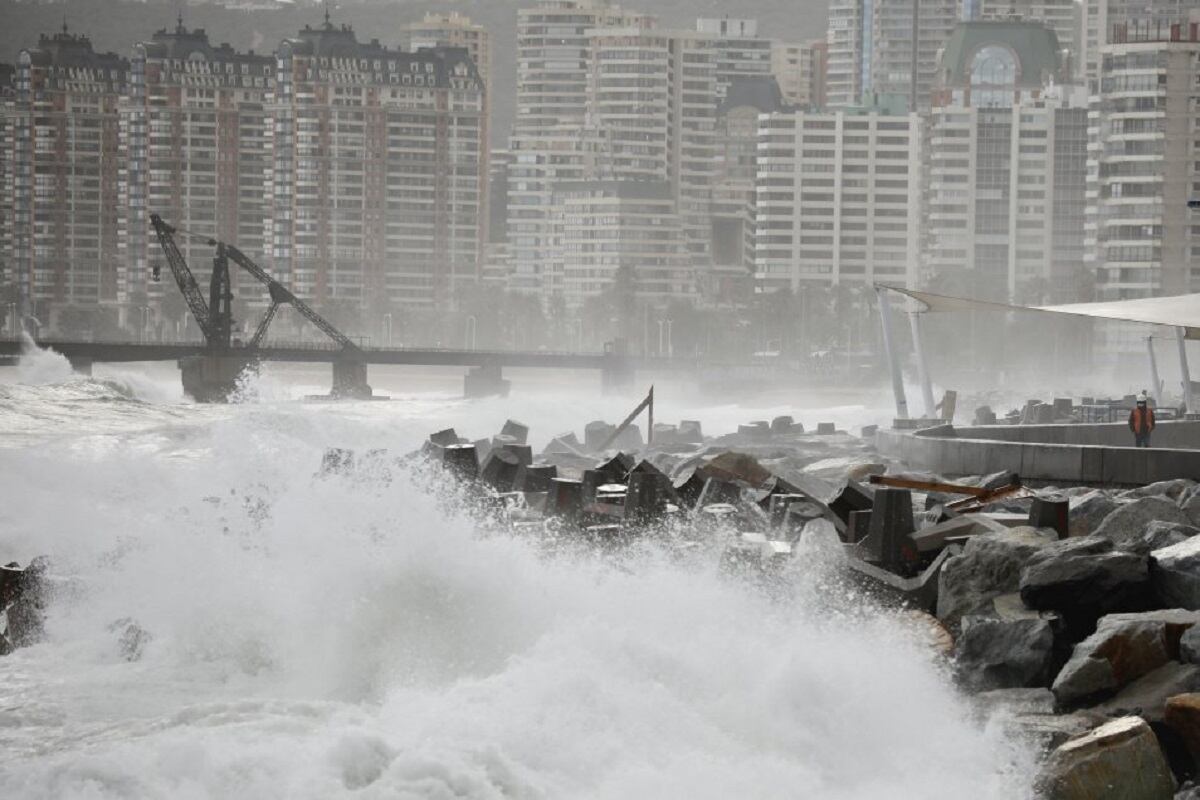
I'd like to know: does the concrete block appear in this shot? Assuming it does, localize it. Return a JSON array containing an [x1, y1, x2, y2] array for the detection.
[[817, 422, 837, 435], [514, 463, 557, 493], [499, 442, 534, 466], [442, 443, 479, 480], [1029, 496, 1069, 539], [547, 478, 583, 519], [430, 428, 459, 447], [500, 419, 529, 444], [625, 471, 668, 523], [770, 416, 794, 435], [480, 449, 522, 492], [584, 421, 615, 452]]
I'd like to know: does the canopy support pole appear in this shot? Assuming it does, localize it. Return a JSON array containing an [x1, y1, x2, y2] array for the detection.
[[876, 286, 908, 420], [909, 312, 936, 419], [1178, 327, 1194, 413], [1147, 336, 1163, 410]]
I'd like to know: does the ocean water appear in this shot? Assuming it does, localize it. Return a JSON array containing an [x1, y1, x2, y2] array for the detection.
[[0, 346, 1036, 799]]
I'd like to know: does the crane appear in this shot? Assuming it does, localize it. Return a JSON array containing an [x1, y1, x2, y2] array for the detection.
[[148, 214, 361, 356]]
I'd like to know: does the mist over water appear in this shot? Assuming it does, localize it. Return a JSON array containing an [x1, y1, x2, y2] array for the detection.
[[0, 357, 1036, 799]]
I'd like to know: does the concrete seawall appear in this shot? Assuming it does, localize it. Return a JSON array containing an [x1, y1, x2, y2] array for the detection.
[[876, 421, 1200, 486]]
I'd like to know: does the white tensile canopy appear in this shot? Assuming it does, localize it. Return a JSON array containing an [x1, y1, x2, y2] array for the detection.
[[881, 285, 1200, 340]]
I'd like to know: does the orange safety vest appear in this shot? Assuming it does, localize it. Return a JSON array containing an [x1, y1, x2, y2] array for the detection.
[[1129, 406, 1156, 434]]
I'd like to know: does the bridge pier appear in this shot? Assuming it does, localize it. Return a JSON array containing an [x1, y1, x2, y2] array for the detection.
[[464, 364, 510, 398], [67, 356, 93, 376], [179, 354, 256, 402], [331, 359, 373, 399], [601, 339, 635, 394]]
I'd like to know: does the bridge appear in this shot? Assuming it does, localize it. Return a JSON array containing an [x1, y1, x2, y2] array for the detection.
[[0, 337, 649, 399]]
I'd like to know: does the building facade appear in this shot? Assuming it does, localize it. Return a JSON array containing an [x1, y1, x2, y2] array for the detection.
[[825, 0, 959, 111], [923, 20, 1088, 303], [754, 108, 924, 291], [1089, 28, 1200, 302], [122, 23, 274, 325], [694, 18, 773, 102], [554, 180, 693, 305], [265, 19, 486, 319], [514, 0, 653, 135], [8, 27, 128, 331], [1079, 0, 1200, 90]]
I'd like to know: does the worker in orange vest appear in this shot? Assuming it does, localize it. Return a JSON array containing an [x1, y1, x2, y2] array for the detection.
[[1128, 394, 1156, 448]]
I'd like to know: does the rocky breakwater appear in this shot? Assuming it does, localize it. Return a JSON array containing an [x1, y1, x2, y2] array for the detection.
[[322, 413, 1200, 798]]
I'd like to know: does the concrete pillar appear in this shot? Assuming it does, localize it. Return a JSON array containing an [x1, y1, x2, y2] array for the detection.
[[1177, 327, 1194, 413], [1147, 336, 1163, 410], [66, 356, 93, 376], [464, 364, 510, 398], [179, 354, 256, 402], [875, 286, 909, 420], [908, 312, 936, 419], [332, 359, 372, 399]]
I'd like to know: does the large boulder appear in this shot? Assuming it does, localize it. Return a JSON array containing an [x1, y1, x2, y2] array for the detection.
[[955, 616, 1057, 692], [1094, 497, 1193, 551], [1053, 610, 1200, 707], [1091, 662, 1200, 724], [936, 527, 1058, 630], [1183, 627, 1200, 665], [1070, 491, 1121, 539], [1182, 489, 1200, 529], [1165, 694, 1200, 763], [1128, 522, 1200, 557], [1019, 537, 1152, 630], [1038, 716, 1176, 800], [1122, 480, 1198, 503], [1151, 537, 1200, 610]]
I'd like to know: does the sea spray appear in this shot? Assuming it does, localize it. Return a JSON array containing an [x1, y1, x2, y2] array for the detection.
[[0, 394, 1037, 799]]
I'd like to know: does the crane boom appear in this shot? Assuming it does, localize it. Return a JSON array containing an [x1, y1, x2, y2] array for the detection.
[[220, 244, 361, 354], [150, 214, 215, 343]]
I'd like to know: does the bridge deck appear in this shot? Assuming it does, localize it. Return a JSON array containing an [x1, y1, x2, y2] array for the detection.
[[0, 338, 658, 370]]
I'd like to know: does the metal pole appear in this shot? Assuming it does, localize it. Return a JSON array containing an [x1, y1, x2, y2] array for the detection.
[[1147, 335, 1163, 410], [1178, 326, 1194, 413], [647, 385, 654, 445], [908, 311, 936, 419], [876, 286, 909, 420]]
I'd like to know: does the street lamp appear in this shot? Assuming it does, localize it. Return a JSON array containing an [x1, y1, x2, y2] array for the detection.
[[381, 313, 393, 347]]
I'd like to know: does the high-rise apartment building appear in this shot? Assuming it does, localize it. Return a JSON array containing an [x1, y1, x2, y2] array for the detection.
[[712, 76, 784, 304], [509, 11, 718, 300], [976, 0, 1077, 73], [8, 26, 128, 329], [400, 12, 492, 90], [266, 18, 486, 317], [695, 18, 773, 102], [825, 0, 959, 111], [514, 0, 653, 135], [398, 12, 493, 254], [0, 63, 13, 320], [1090, 27, 1200, 301], [554, 180, 693, 305], [754, 107, 924, 291], [122, 22, 274, 321], [924, 21, 1086, 302], [771, 40, 827, 108], [507, 128, 612, 294], [1079, 0, 1200, 89]]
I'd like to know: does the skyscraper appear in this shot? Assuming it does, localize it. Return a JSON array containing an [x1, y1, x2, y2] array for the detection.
[[514, 0, 653, 135], [754, 106, 924, 290], [924, 21, 1086, 302], [266, 17, 486, 320], [122, 22, 274, 324], [1078, 0, 1200, 89], [8, 26, 128, 331], [825, 0, 959, 111], [694, 18, 773, 102]]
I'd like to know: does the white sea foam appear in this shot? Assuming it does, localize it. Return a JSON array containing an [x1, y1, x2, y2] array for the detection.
[[0, 366, 1037, 799]]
